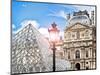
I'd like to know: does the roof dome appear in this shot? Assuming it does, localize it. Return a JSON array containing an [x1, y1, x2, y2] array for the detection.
[[69, 15, 90, 25]]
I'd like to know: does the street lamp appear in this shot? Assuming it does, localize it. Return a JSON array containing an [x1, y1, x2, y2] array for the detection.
[[48, 22, 60, 72]]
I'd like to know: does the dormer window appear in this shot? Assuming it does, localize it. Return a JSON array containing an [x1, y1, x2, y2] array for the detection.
[[76, 50, 80, 59]]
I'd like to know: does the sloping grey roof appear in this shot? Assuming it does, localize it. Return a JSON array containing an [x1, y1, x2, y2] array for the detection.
[[69, 15, 90, 26]]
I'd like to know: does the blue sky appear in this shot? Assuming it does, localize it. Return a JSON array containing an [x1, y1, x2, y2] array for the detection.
[[12, 0, 95, 38]]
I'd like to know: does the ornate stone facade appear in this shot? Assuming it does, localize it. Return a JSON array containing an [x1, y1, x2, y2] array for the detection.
[[63, 10, 96, 70]]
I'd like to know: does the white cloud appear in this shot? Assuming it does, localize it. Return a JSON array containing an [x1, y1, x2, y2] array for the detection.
[[12, 24, 17, 35], [39, 26, 64, 40], [73, 6, 95, 17], [13, 20, 40, 34], [62, 5, 95, 18], [38, 27, 64, 40], [38, 27, 49, 38], [74, 6, 95, 11], [12, 24, 16, 29], [13, 20, 49, 39], [48, 10, 67, 20], [13, 19, 64, 41], [59, 31, 64, 40], [20, 20, 40, 29], [22, 4, 27, 7], [13, 19, 64, 40]]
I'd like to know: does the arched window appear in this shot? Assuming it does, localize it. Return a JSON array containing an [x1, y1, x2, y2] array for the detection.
[[86, 50, 88, 57], [68, 52, 70, 59], [76, 50, 80, 59], [77, 31, 80, 39], [68, 32, 71, 39]]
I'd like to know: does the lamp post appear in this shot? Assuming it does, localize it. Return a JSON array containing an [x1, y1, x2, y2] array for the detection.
[[48, 22, 60, 72]]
